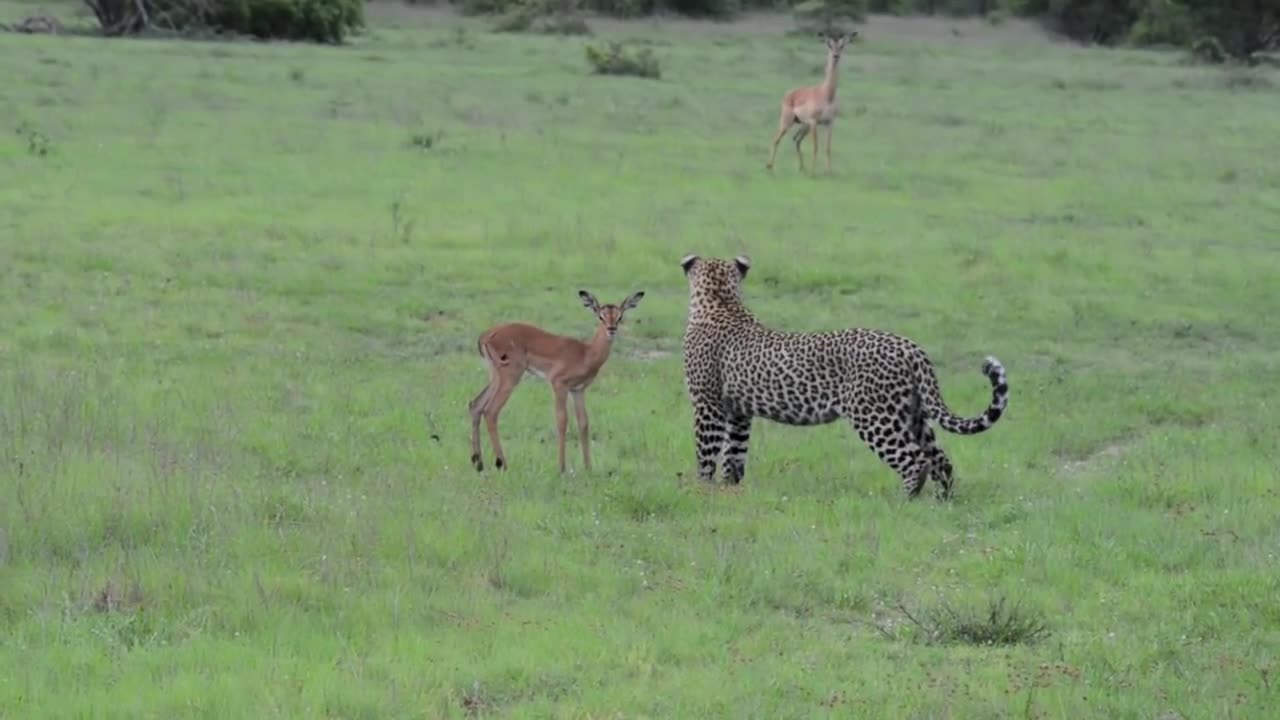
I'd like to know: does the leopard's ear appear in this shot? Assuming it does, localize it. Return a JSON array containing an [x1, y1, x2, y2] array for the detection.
[[680, 254, 699, 275], [733, 255, 751, 279]]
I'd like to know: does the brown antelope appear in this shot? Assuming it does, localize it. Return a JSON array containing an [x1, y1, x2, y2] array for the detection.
[[468, 290, 645, 474], [766, 31, 858, 175]]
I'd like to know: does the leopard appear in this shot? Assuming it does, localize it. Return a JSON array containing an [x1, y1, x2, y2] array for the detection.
[[678, 253, 1009, 499]]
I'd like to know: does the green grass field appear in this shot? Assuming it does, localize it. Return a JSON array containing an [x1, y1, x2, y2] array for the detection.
[[3, 3, 1280, 717]]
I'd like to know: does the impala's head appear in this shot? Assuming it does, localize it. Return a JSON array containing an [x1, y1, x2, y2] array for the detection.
[[579, 290, 645, 339], [822, 31, 857, 60], [679, 254, 750, 310]]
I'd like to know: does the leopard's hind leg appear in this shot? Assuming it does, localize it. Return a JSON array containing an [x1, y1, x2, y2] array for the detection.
[[848, 388, 931, 498], [916, 421, 956, 499]]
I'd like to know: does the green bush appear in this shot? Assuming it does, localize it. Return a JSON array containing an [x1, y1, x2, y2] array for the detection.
[[1040, 0, 1143, 45], [459, 0, 657, 16], [865, 0, 1006, 14], [585, 41, 662, 79], [82, 0, 364, 43], [218, 0, 364, 43], [663, 0, 741, 18], [1177, 0, 1280, 62], [1027, 0, 1278, 60], [456, 0, 518, 14], [493, 0, 593, 34], [1128, 0, 1194, 47], [793, 0, 867, 35]]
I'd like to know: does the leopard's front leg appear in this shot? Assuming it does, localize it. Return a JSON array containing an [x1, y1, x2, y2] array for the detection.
[[691, 401, 727, 483]]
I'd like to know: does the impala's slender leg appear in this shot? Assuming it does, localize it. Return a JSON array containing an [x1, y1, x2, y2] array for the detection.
[[766, 108, 795, 171], [469, 354, 500, 471], [469, 383, 492, 471], [825, 124, 833, 174], [792, 123, 810, 155], [484, 374, 519, 471], [572, 390, 591, 472], [794, 122, 809, 172], [810, 120, 820, 175], [553, 382, 570, 474]]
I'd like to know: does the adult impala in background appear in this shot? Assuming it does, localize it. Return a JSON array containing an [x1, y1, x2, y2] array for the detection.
[[766, 31, 857, 176]]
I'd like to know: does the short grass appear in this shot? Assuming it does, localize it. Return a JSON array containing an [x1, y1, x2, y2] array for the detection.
[[3, 4, 1280, 718]]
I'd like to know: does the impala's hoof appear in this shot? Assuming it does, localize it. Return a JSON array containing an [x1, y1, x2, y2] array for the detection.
[[495, 457, 505, 470], [471, 454, 483, 471]]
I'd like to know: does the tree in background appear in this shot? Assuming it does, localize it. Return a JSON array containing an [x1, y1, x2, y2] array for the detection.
[[792, 0, 867, 37]]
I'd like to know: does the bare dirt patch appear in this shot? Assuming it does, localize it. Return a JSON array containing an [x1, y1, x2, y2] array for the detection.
[[1059, 441, 1130, 478], [631, 348, 672, 361]]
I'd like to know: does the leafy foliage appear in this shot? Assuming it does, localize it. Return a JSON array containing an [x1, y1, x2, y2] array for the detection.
[[793, 0, 867, 36], [492, 0, 592, 34], [81, 0, 364, 43], [585, 41, 662, 78], [1012, 0, 1278, 60], [1177, 0, 1280, 62]]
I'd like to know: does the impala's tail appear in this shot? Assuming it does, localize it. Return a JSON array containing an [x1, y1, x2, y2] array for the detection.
[[470, 336, 500, 414], [923, 356, 1009, 436]]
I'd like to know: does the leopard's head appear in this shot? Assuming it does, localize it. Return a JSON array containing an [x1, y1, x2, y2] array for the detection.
[[679, 254, 751, 318]]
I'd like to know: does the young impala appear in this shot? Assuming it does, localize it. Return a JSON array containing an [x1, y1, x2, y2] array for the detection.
[[766, 31, 857, 175], [468, 290, 645, 474]]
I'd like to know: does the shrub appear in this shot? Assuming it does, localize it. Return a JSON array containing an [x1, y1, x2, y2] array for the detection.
[[1178, 0, 1280, 62], [456, 0, 519, 14], [493, 0, 592, 34], [893, 596, 1052, 647], [793, 0, 867, 36], [663, 0, 740, 19], [585, 41, 661, 79], [1040, 0, 1144, 45], [542, 13, 592, 34], [584, 0, 656, 15], [1128, 0, 1195, 47], [1189, 33, 1227, 63], [218, 0, 365, 43], [865, 0, 1006, 14], [1030, 0, 1279, 61], [81, 0, 364, 43], [492, 7, 535, 31]]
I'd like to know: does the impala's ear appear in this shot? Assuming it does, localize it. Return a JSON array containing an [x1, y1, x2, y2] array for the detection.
[[579, 290, 600, 313], [621, 291, 645, 311], [733, 255, 751, 278], [679, 254, 699, 275]]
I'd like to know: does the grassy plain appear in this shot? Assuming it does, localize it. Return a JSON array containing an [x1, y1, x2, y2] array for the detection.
[[2, 3, 1280, 717]]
